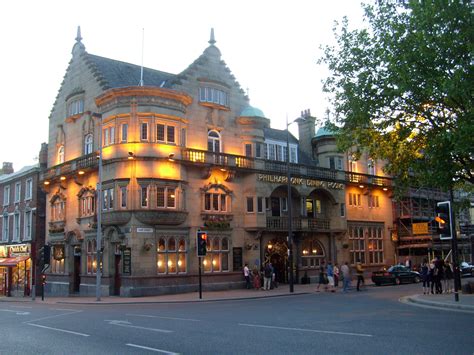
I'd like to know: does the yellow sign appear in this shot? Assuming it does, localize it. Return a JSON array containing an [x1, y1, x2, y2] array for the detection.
[[412, 223, 429, 235], [0, 246, 6, 258], [9, 244, 31, 256]]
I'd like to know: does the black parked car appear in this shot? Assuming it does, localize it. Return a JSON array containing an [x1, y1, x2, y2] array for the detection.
[[371, 265, 421, 286], [461, 262, 474, 278]]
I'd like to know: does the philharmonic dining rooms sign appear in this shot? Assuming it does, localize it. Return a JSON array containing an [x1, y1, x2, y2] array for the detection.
[[257, 174, 344, 190]]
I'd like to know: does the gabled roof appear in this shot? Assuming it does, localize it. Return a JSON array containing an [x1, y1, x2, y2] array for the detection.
[[264, 128, 298, 144], [0, 164, 39, 183], [85, 54, 176, 90]]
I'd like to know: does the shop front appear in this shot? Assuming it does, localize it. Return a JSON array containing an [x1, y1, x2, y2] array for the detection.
[[0, 244, 33, 297]]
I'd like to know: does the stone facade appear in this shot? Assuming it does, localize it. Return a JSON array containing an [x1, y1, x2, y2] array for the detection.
[[41, 28, 397, 297]]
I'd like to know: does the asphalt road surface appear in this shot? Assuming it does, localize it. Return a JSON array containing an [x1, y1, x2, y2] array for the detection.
[[0, 283, 472, 355]]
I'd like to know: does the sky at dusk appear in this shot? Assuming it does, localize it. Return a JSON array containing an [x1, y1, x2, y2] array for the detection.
[[0, 0, 366, 170]]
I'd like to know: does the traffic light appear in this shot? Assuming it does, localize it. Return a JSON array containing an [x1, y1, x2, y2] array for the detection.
[[435, 201, 452, 240], [41, 274, 46, 286], [197, 231, 208, 257], [43, 245, 51, 265]]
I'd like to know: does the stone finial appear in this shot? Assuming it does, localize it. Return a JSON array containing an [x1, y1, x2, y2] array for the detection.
[[76, 26, 83, 43], [72, 25, 85, 56], [209, 28, 216, 45]]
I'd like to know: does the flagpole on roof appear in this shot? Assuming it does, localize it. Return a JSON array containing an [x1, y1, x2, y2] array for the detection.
[[139, 28, 144, 86]]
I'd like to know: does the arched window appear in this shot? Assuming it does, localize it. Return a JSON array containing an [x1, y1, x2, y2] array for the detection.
[[157, 236, 187, 274], [84, 134, 93, 155], [57, 145, 65, 164], [207, 130, 221, 153]]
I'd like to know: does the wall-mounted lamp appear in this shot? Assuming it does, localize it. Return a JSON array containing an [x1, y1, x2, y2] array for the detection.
[[128, 152, 135, 160], [359, 184, 365, 189], [168, 153, 175, 162], [60, 176, 66, 181], [78, 170, 85, 175]]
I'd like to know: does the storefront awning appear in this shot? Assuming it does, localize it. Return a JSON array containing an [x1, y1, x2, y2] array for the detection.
[[0, 256, 29, 266]]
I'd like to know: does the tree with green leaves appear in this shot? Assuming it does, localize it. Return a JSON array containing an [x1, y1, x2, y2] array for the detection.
[[319, 1, 473, 193]]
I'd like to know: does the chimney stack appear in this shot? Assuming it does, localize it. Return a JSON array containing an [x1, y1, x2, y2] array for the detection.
[[1, 162, 14, 175]]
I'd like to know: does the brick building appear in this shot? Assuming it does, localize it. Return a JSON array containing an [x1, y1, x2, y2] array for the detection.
[[0, 144, 47, 297]]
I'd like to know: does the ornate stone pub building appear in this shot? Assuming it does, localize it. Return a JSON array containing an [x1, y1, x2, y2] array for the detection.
[[42, 28, 396, 296]]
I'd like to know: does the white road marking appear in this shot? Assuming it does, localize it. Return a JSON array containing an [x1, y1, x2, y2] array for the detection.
[[126, 343, 179, 354], [25, 310, 83, 323], [10, 305, 32, 309], [239, 323, 373, 337], [105, 320, 173, 333], [0, 309, 30, 315], [51, 308, 80, 311], [27, 323, 90, 337], [126, 314, 200, 322]]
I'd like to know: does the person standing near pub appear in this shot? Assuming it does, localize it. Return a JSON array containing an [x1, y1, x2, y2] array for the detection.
[[243, 263, 251, 289], [356, 260, 365, 291]]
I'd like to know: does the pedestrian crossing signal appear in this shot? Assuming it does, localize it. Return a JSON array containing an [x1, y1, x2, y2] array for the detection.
[[197, 231, 208, 257]]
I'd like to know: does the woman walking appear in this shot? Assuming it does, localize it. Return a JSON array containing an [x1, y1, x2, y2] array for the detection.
[[444, 260, 454, 294]]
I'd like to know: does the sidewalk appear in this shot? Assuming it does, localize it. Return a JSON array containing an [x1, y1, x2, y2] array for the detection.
[[0, 283, 315, 305], [403, 292, 474, 312], [1, 283, 473, 312]]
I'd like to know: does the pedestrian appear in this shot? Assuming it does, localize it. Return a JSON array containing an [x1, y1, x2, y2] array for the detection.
[[334, 263, 340, 288], [316, 264, 328, 292], [252, 266, 261, 290], [434, 257, 444, 294], [271, 266, 278, 289], [443, 260, 453, 294], [429, 259, 436, 294], [327, 262, 335, 292], [243, 263, 251, 289], [405, 256, 412, 270], [263, 263, 272, 290], [356, 260, 365, 291], [341, 261, 351, 292], [420, 258, 430, 294]]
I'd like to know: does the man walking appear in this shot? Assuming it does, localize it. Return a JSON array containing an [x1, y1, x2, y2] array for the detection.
[[341, 262, 351, 292]]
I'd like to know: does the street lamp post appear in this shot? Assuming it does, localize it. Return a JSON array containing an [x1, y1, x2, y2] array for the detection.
[[286, 116, 305, 293], [93, 112, 103, 301]]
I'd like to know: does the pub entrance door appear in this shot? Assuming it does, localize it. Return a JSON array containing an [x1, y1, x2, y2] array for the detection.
[[73, 255, 81, 293], [264, 238, 288, 284], [113, 254, 121, 296]]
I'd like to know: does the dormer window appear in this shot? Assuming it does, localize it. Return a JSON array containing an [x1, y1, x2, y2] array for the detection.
[[67, 97, 84, 117], [199, 87, 229, 107]]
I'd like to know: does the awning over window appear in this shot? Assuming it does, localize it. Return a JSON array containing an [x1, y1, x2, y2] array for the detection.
[[0, 256, 30, 266]]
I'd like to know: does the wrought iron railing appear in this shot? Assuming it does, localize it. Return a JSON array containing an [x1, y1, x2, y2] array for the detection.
[[266, 217, 331, 231]]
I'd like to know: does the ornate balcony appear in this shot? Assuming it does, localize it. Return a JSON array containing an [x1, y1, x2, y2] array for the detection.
[[266, 217, 331, 231], [41, 153, 98, 183]]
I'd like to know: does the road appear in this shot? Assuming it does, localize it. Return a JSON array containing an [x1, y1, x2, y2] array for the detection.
[[0, 283, 472, 355]]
